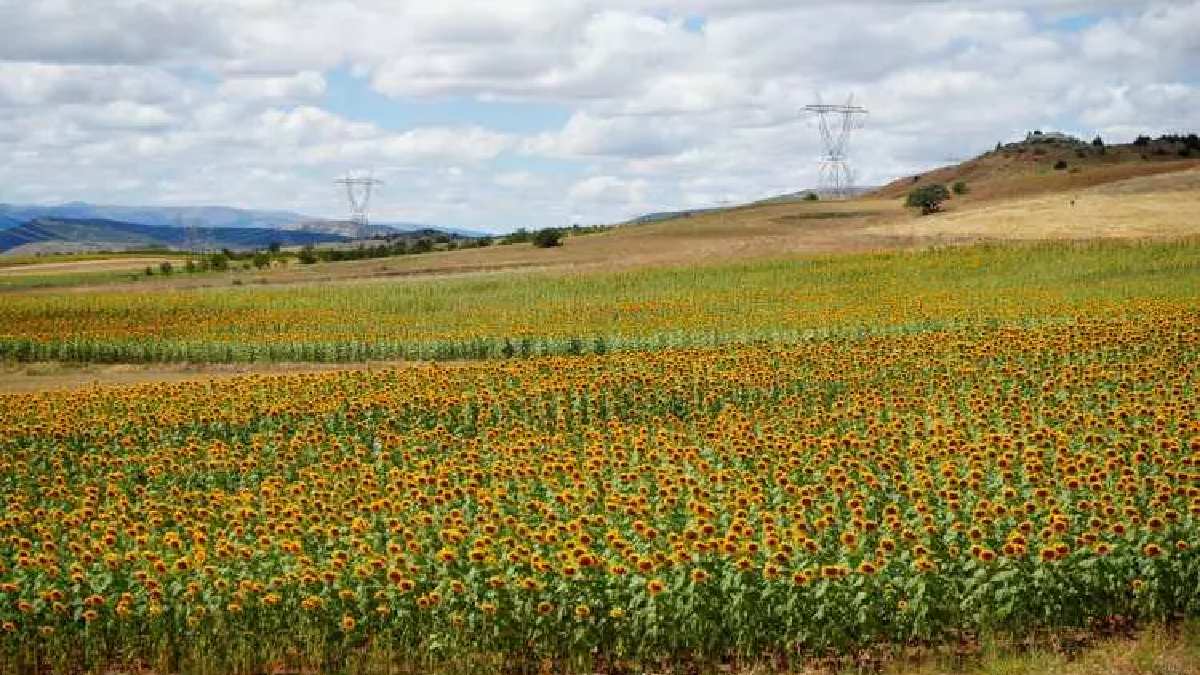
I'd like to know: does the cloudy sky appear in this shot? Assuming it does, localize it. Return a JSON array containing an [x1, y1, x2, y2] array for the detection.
[[1, 1, 1197, 231]]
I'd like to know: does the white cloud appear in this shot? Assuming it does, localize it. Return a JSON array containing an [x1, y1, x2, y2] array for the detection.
[[0, 0, 1197, 229], [217, 71, 326, 101], [0, 62, 185, 106], [569, 175, 650, 205], [527, 112, 703, 158]]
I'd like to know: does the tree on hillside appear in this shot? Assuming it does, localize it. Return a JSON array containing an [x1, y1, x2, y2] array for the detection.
[[533, 228, 563, 248], [906, 184, 950, 215], [501, 228, 531, 245], [1092, 136, 1104, 148], [297, 245, 317, 264], [952, 181, 969, 195]]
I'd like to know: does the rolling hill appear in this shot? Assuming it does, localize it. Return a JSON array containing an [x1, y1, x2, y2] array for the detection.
[[0, 217, 350, 255], [872, 133, 1200, 202]]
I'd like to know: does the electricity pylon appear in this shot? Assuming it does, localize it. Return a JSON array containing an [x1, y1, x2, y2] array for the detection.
[[803, 96, 868, 199]]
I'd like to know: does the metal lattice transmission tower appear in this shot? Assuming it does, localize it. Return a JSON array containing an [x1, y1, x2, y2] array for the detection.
[[803, 96, 868, 199], [180, 213, 205, 254], [334, 173, 383, 229]]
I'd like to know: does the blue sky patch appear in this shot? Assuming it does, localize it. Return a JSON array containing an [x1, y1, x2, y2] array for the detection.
[[322, 67, 570, 134]]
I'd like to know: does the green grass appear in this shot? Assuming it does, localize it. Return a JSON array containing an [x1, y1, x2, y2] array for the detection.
[[1, 239, 1197, 363], [0, 269, 156, 292]]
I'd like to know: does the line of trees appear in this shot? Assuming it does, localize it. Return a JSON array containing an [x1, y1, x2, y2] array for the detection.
[[144, 222, 612, 274]]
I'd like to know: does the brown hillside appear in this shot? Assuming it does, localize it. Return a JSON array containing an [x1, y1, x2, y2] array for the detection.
[[873, 136, 1200, 203]]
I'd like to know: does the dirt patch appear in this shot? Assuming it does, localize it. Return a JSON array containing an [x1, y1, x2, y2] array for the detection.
[[0, 360, 469, 394], [0, 256, 174, 276]]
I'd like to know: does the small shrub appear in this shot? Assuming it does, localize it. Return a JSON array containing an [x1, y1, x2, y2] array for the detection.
[[298, 246, 318, 265], [803, 192, 819, 201], [952, 181, 968, 195], [905, 184, 950, 215], [1054, 160, 1068, 170], [143, 266, 154, 276], [159, 261, 173, 275], [532, 228, 563, 248]]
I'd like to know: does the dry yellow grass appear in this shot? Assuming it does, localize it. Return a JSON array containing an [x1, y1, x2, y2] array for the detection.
[[0, 256, 175, 276], [0, 359, 459, 393], [867, 168, 1200, 242], [882, 623, 1200, 675]]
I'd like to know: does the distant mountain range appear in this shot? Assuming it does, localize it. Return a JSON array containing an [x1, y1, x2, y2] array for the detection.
[[0, 203, 494, 240], [0, 217, 350, 255], [0, 203, 310, 231]]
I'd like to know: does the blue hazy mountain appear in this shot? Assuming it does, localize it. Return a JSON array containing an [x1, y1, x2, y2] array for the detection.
[[0, 203, 494, 238], [0, 217, 349, 254], [376, 222, 494, 238], [0, 203, 310, 230]]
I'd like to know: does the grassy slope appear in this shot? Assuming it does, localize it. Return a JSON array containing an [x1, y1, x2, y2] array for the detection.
[[868, 168, 1200, 242], [872, 139, 1200, 202]]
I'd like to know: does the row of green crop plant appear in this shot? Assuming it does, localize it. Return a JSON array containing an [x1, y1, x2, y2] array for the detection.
[[0, 316, 1082, 365]]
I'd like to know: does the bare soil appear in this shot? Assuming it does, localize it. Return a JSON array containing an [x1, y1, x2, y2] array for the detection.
[[0, 360, 464, 394], [0, 256, 175, 276]]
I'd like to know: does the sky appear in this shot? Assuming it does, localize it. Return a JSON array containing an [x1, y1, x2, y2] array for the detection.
[[0, 1, 1197, 232]]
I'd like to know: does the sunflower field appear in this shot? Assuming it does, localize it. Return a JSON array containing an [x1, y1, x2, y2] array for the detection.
[[2, 240, 1197, 364], [2, 296, 1198, 671]]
